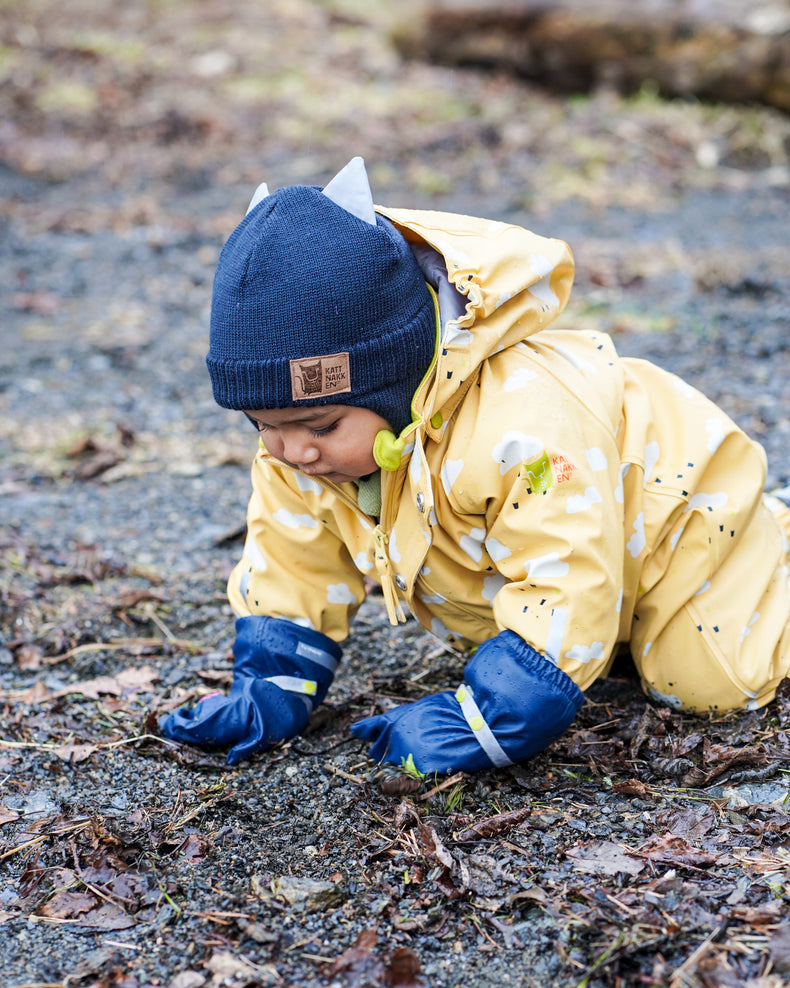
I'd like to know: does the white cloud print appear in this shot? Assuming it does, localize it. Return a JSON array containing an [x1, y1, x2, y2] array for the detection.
[[485, 537, 512, 562], [525, 551, 569, 579], [482, 574, 506, 602], [503, 368, 538, 392], [627, 511, 646, 558], [354, 552, 373, 573], [683, 491, 728, 515], [327, 583, 358, 605], [585, 447, 608, 472], [441, 458, 464, 496], [566, 486, 602, 514], [565, 641, 606, 664], [459, 527, 486, 562], [273, 509, 319, 530], [492, 431, 543, 476]]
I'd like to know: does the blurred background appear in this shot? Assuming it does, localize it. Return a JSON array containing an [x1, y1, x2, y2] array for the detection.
[[2, 0, 789, 513]]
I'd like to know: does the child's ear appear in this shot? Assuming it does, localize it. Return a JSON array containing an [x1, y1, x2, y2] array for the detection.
[[321, 157, 376, 226]]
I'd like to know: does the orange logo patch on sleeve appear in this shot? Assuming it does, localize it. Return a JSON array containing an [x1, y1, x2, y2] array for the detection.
[[551, 454, 577, 483]]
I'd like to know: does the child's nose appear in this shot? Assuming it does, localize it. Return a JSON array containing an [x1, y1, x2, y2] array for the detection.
[[282, 431, 319, 464]]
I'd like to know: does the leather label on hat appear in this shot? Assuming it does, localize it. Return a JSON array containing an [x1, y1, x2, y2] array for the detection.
[[290, 352, 352, 401]]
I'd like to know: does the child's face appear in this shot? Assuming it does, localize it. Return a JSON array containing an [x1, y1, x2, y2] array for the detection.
[[245, 405, 391, 483]]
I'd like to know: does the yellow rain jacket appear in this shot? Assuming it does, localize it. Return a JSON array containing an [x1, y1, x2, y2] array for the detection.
[[228, 206, 790, 715]]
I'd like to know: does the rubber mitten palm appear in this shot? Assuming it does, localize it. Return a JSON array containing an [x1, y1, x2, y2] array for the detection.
[[351, 631, 584, 775], [159, 616, 341, 765]]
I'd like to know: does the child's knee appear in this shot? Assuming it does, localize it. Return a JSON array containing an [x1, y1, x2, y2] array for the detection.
[[635, 601, 790, 714]]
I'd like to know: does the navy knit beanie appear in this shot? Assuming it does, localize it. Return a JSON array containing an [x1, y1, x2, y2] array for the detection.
[[207, 183, 437, 435]]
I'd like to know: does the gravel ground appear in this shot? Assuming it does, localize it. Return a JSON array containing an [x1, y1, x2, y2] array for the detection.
[[2, 3, 790, 986]]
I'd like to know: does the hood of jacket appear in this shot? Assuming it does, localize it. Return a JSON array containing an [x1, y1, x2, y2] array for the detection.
[[376, 205, 576, 439]]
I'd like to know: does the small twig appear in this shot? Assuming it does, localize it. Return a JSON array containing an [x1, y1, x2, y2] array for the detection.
[[0, 819, 92, 861], [668, 918, 730, 986], [6, 982, 67, 988], [101, 733, 179, 750], [480, 911, 524, 949], [0, 740, 58, 751], [190, 910, 254, 924], [575, 931, 627, 988], [329, 765, 368, 786], [418, 772, 466, 801], [139, 603, 179, 643], [47, 635, 203, 665], [469, 912, 499, 948]]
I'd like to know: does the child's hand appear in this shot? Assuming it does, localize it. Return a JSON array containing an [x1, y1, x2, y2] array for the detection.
[[351, 631, 584, 775], [158, 615, 341, 766]]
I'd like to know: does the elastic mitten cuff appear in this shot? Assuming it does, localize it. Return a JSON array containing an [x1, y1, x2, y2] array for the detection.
[[351, 630, 584, 775], [159, 616, 342, 765], [462, 631, 585, 763], [232, 615, 342, 706]]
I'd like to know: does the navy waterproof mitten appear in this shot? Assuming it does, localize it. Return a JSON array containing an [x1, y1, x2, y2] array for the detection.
[[351, 630, 584, 775], [159, 616, 341, 765]]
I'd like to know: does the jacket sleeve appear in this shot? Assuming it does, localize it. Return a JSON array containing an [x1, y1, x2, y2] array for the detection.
[[435, 338, 628, 691], [228, 452, 367, 642]]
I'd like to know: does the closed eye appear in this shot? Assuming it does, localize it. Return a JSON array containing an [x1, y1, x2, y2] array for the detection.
[[309, 422, 339, 437]]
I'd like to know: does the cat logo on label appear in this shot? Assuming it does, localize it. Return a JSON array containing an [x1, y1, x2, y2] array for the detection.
[[290, 352, 352, 400]]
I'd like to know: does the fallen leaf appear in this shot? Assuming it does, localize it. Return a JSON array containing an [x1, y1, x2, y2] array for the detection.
[[177, 833, 208, 862], [380, 775, 422, 796], [52, 742, 98, 764], [729, 902, 786, 925], [52, 665, 159, 699], [38, 890, 96, 919], [0, 806, 20, 825], [566, 840, 645, 876], [15, 680, 51, 704], [612, 778, 651, 798], [634, 833, 719, 869], [204, 950, 260, 985], [327, 929, 384, 982], [79, 901, 136, 930], [386, 945, 422, 986], [768, 923, 790, 972], [15, 644, 43, 671], [169, 972, 207, 988], [658, 806, 716, 841], [454, 804, 531, 842], [415, 824, 465, 899]]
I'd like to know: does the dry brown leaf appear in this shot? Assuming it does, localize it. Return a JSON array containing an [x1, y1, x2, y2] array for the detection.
[[634, 833, 719, 869], [566, 840, 645, 876], [52, 742, 99, 764], [15, 644, 43, 671], [38, 890, 96, 919], [386, 946, 422, 987], [52, 664, 159, 700], [327, 929, 384, 982], [177, 833, 208, 862], [454, 804, 531, 843]]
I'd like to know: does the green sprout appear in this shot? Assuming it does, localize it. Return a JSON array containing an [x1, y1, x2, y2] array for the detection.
[[400, 753, 426, 780]]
